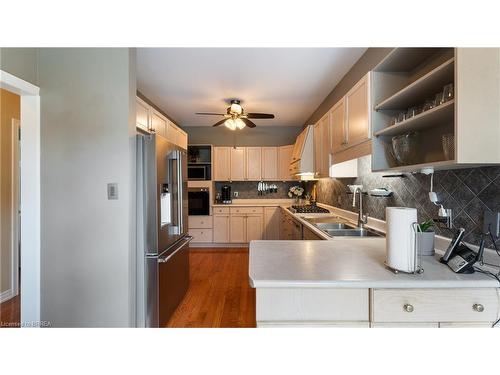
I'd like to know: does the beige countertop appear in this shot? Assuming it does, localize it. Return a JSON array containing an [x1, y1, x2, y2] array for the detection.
[[212, 199, 295, 207], [249, 239, 500, 289]]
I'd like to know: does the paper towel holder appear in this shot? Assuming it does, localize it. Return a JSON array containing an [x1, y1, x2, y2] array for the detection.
[[385, 222, 424, 275]]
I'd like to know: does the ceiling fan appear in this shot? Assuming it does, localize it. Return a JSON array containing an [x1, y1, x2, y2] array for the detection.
[[195, 99, 275, 130]]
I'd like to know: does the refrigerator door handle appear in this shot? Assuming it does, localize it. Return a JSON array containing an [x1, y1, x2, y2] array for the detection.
[[177, 150, 184, 235], [168, 151, 179, 230], [157, 236, 193, 263]]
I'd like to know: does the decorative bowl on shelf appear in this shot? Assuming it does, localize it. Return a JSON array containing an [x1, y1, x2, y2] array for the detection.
[[392, 133, 419, 166]]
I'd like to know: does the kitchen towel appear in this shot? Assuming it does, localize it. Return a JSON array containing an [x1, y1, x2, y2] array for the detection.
[[386, 207, 418, 273]]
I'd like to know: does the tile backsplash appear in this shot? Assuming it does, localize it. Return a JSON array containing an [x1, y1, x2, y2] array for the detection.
[[214, 181, 300, 200], [307, 155, 500, 247]]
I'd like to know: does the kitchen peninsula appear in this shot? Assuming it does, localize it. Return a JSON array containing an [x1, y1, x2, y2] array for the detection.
[[249, 215, 500, 328]]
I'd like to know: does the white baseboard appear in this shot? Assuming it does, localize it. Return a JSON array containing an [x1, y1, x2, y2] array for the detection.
[[0, 288, 15, 303]]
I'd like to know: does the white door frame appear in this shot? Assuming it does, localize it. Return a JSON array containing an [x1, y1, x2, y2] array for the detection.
[[11, 119, 21, 298], [0, 70, 41, 326]]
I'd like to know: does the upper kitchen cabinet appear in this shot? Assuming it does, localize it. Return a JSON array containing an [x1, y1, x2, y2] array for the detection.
[[136, 97, 150, 132], [261, 147, 278, 180], [213, 145, 295, 181], [246, 147, 262, 181], [329, 73, 371, 165], [329, 98, 345, 154], [371, 48, 500, 172], [150, 109, 167, 138], [135, 96, 188, 150], [346, 74, 370, 147], [278, 145, 294, 181], [213, 146, 231, 181], [231, 147, 246, 181], [314, 114, 330, 178]]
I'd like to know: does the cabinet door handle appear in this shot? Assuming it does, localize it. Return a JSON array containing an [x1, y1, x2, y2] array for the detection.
[[403, 304, 414, 313], [472, 303, 484, 312]]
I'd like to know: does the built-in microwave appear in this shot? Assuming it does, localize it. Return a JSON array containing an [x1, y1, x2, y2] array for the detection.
[[188, 165, 210, 180], [188, 187, 210, 216]]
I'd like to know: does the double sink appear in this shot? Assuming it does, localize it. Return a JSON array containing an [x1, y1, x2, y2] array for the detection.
[[301, 216, 384, 238]]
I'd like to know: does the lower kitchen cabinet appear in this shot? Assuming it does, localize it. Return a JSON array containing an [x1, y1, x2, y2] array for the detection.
[[246, 215, 264, 242], [256, 288, 369, 327], [279, 209, 295, 240], [370, 288, 500, 324], [189, 228, 213, 243], [188, 215, 213, 243], [264, 207, 281, 240], [229, 207, 264, 243], [213, 214, 230, 243], [230, 215, 247, 243], [255, 287, 500, 327], [302, 226, 323, 240]]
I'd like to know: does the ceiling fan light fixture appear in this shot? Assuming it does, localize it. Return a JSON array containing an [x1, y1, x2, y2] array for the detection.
[[224, 118, 236, 130], [235, 118, 246, 129], [230, 102, 242, 115]]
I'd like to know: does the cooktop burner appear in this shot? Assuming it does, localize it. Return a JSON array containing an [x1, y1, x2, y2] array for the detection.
[[289, 205, 329, 214]]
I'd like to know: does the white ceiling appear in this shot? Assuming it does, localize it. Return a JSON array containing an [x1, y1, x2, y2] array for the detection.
[[137, 48, 366, 127]]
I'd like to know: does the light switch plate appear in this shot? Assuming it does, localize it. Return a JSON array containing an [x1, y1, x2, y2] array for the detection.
[[107, 183, 118, 200]]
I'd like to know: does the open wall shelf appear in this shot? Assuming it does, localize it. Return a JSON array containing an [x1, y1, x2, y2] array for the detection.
[[370, 48, 500, 172], [375, 58, 454, 111], [374, 100, 454, 137]]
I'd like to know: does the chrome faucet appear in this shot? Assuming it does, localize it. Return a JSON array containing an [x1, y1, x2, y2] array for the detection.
[[351, 186, 368, 228]]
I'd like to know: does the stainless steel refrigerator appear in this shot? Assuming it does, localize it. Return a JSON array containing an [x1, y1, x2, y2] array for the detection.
[[136, 133, 191, 327]]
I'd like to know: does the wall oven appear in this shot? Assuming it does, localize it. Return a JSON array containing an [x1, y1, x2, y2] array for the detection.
[[188, 187, 210, 216]]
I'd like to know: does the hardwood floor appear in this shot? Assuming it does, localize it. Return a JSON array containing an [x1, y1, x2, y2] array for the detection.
[[0, 294, 20, 328], [167, 247, 256, 328]]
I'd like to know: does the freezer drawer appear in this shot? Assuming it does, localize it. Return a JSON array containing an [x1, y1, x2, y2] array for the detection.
[[158, 237, 191, 327]]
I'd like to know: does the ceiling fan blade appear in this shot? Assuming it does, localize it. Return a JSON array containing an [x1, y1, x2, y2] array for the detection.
[[195, 112, 226, 116], [212, 119, 228, 127], [241, 118, 256, 128], [246, 113, 275, 119]]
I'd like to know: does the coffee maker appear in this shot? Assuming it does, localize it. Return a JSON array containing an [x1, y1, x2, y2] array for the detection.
[[221, 185, 232, 204]]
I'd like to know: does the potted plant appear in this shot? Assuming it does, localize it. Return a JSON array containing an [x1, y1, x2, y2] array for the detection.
[[417, 219, 435, 256], [288, 185, 304, 204]]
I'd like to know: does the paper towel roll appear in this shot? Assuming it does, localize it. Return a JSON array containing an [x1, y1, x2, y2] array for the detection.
[[386, 207, 418, 273]]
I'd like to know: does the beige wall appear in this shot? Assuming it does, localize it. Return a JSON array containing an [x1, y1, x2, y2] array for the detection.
[[39, 48, 136, 327], [305, 48, 392, 125], [185, 126, 301, 146], [0, 48, 39, 86], [0, 88, 20, 294]]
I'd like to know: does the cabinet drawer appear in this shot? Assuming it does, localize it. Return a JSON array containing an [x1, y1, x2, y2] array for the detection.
[[257, 288, 369, 322], [189, 229, 213, 243], [188, 216, 213, 229], [371, 289, 500, 323], [230, 207, 263, 214], [213, 207, 230, 215]]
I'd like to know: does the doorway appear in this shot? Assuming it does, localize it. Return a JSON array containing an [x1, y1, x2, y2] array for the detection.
[[0, 90, 21, 327], [0, 70, 41, 327]]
